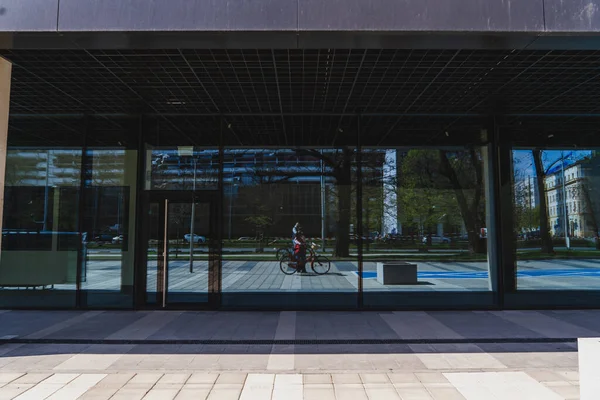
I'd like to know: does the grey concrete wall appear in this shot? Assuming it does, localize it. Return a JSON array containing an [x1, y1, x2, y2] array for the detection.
[[57, 0, 297, 31], [0, 0, 599, 40], [545, 0, 600, 31], [0, 0, 59, 31], [299, 0, 543, 32]]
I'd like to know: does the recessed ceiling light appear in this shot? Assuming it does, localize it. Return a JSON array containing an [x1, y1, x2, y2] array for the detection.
[[167, 100, 185, 105]]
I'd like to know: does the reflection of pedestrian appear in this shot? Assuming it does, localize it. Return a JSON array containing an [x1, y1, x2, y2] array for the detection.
[[391, 227, 397, 235], [293, 232, 307, 273], [292, 222, 301, 244]]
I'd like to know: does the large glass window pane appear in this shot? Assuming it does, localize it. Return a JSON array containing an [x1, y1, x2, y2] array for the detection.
[[360, 117, 494, 307], [82, 118, 138, 307], [221, 116, 359, 308], [1, 118, 82, 308], [512, 148, 600, 290]]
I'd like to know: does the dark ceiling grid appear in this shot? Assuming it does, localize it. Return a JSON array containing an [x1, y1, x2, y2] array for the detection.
[[377, 50, 455, 145], [5, 49, 600, 141], [441, 49, 543, 131], [271, 49, 288, 144], [501, 50, 570, 114], [354, 49, 389, 113], [184, 49, 226, 114], [365, 50, 408, 113], [521, 51, 600, 114]]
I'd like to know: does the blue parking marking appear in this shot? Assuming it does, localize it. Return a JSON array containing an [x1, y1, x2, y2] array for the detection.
[[355, 269, 600, 279]]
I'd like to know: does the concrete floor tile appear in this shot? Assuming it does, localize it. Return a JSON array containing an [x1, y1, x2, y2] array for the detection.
[[11, 382, 64, 400], [525, 369, 569, 383], [332, 373, 361, 384], [158, 373, 190, 385], [427, 387, 467, 400], [543, 381, 573, 387], [275, 374, 302, 386], [303, 374, 331, 384], [244, 373, 275, 386], [11, 373, 52, 384], [0, 373, 24, 385], [207, 386, 243, 400], [333, 384, 369, 400], [93, 372, 135, 388], [46, 374, 107, 400], [388, 373, 420, 384], [129, 373, 164, 385], [215, 373, 247, 385], [109, 387, 149, 400], [303, 387, 336, 400], [364, 385, 401, 399], [360, 373, 390, 384], [0, 384, 34, 400], [394, 387, 435, 399], [556, 370, 580, 382], [187, 373, 219, 384], [445, 372, 563, 400], [54, 354, 124, 371], [141, 388, 181, 400], [416, 373, 450, 384], [273, 383, 302, 400], [175, 387, 211, 400], [77, 386, 120, 400], [548, 384, 580, 399]]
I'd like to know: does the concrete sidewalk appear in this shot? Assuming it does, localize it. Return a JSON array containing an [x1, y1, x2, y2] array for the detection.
[[0, 309, 599, 343], [0, 310, 586, 399]]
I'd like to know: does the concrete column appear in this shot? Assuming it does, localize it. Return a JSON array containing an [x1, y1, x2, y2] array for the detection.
[[382, 149, 398, 235], [0, 58, 11, 255]]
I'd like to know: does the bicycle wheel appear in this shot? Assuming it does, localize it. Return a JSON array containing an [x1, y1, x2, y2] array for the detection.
[[276, 247, 291, 261], [280, 259, 298, 275], [311, 255, 331, 275]]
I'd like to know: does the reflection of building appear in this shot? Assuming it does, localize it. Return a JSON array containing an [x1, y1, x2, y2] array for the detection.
[[515, 175, 540, 210], [544, 160, 591, 238]]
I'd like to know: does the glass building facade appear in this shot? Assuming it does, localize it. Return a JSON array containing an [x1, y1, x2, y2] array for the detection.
[[3, 113, 600, 310], [3, 48, 600, 310]]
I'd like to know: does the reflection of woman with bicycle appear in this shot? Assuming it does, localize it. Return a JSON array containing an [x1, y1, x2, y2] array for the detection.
[[293, 232, 307, 273], [280, 234, 331, 276]]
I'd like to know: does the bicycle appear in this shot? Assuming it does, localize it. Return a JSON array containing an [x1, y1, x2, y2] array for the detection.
[[279, 242, 331, 275], [269, 239, 293, 261], [275, 246, 292, 261]]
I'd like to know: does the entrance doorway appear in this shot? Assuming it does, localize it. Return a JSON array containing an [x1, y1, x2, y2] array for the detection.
[[141, 191, 219, 308]]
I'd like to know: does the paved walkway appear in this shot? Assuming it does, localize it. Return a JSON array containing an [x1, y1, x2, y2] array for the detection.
[[1, 310, 599, 342], [0, 310, 588, 399], [70, 258, 600, 294]]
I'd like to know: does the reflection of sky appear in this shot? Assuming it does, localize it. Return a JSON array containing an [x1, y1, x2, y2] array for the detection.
[[513, 149, 593, 178]]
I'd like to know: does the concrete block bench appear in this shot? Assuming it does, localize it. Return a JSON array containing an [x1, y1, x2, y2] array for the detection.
[[579, 337, 599, 399], [376, 262, 418, 285]]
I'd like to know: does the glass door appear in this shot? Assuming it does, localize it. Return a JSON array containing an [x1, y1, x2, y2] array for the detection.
[[143, 192, 218, 308]]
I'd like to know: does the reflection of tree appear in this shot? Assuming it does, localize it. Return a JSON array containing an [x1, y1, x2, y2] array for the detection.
[[239, 182, 276, 240], [391, 149, 486, 253], [249, 148, 355, 257], [438, 149, 486, 253], [399, 150, 450, 236], [532, 149, 554, 253]]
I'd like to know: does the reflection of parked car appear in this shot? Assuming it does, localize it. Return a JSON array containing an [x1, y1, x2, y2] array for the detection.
[[237, 237, 252, 241], [422, 235, 451, 244], [112, 235, 123, 244], [184, 233, 206, 244], [93, 233, 113, 243]]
